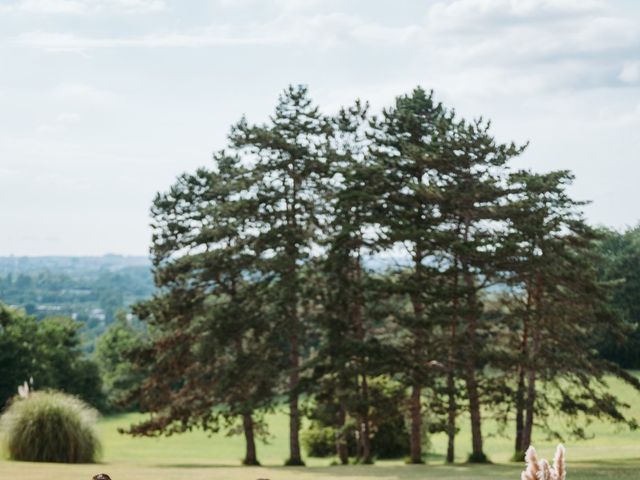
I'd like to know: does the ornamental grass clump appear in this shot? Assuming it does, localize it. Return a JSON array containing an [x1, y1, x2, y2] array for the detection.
[[0, 390, 101, 463]]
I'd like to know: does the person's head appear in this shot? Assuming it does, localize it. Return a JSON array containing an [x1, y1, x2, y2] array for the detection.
[[93, 475, 112, 480]]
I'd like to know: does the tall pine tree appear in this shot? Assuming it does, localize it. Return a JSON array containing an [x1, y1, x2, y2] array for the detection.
[[436, 117, 526, 462], [230, 85, 330, 465], [368, 88, 453, 463]]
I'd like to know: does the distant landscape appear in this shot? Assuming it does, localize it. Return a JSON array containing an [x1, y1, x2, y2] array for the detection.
[[0, 255, 153, 351]]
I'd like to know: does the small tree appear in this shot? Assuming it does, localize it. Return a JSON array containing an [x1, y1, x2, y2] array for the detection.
[[93, 312, 146, 411]]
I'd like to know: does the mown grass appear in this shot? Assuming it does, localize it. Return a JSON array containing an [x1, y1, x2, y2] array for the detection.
[[1, 374, 639, 479]]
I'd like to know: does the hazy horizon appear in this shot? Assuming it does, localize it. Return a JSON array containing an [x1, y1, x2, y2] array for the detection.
[[1, 0, 639, 256]]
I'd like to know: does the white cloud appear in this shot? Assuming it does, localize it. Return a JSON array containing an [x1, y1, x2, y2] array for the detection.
[[2, 0, 166, 15], [53, 83, 120, 106], [427, 0, 606, 31], [36, 112, 81, 133], [14, 13, 417, 52], [56, 112, 82, 123], [13, 0, 639, 96], [619, 61, 640, 84], [419, 0, 640, 96], [214, 0, 328, 12]]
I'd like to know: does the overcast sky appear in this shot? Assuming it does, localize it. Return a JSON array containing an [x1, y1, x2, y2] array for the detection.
[[0, 0, 639, 256]]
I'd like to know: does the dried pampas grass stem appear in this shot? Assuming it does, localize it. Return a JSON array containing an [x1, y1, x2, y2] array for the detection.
[[521, 445, 566, 480]]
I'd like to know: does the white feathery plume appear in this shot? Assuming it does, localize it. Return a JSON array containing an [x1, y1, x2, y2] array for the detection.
[[17, 380, 30, 398], [552, 444, 566, 480], [521, 446, 541, 480], [521, 445, 567, 480], [539, 459, 552, 480]]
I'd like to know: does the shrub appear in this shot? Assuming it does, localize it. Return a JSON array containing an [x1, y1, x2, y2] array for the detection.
[[0, 391, 101, 463], [370, 414, 410, 459], [302, 423, 336, 457], [302, 422, 359, 458], [303, 377, 420, 460]]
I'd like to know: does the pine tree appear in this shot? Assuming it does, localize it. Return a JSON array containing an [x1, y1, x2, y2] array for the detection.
[[502, 170, 640, 460], [312, 100, 402, 463], [125, 154, 275, 465], [230, 85, 330, 466], [368, 88, 454, 463], [435, 117, 526, 462]]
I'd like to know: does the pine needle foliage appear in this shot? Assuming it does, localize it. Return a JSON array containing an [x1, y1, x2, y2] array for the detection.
[[0, 391, 101, 463]]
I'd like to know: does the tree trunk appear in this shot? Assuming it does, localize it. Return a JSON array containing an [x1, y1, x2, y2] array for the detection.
[[408, 277, 426, 464], [522, 279, 542, 451], [359, 373, 373, 464], [464, 270, 485, 463], [465, 368, 485, 462], [284, 192, 304, 466], [286, 330, 304, 466], [513, 288, 532, 461], [458, 219, 486, 463], [351, 255, 372, 464], [514, 310, 530, 461], [446, 369, 456, 463], [242, 412, 259, 466], [522, 362, 537, 450], [446, 267, 459, 464], [409, 384, 423, 463], [514, 367, 526, 459], [336, 403, 349, 465]]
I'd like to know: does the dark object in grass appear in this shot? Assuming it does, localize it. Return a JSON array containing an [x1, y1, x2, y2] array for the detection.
[[93, 475, 112, 480]]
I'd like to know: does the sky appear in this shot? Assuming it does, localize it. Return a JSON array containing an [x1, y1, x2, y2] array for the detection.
[[0, 0, 639, 256]]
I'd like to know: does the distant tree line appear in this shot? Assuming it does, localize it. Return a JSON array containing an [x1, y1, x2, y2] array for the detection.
[[0, 264, 153, 349]]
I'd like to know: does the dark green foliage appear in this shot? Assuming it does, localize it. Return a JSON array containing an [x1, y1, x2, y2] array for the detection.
[[595, 226, 640, 368], [303, 376, 416, 461], [93, 312, 146, 411], [0, 305, 104, 410], [371, 417, 410, 459], [0, 391, 101, 463], [302, 423, 347, 458], [0, 305, 38, 409]]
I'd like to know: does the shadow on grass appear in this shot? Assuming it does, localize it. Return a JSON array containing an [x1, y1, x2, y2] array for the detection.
[[264, 462, 519, 478], [571, 458, 640, 469], [151, 457, 640, 479], [153, 463, 253, 468], [153, 461, 519, 474]]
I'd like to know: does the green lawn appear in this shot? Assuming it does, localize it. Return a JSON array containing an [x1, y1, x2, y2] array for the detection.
[[2, 374, 640, 479]]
